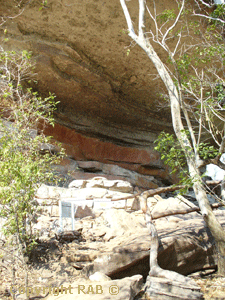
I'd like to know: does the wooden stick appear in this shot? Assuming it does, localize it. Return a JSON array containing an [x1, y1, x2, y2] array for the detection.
[[111, 184, 185, 202]]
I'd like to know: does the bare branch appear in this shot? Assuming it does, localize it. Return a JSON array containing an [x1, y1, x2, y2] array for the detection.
[[146, 2, 159, 42], [219, 136, 225, 154], [153, 202, 224, 220], [193, 13, 225, 24], [194, 0, 215, 8], [161, 0, 185, 47], [172, 31, 182, 57], [111, 184, 185, 202], [197, 70, 204, 148], [0, 0, 34, 26]]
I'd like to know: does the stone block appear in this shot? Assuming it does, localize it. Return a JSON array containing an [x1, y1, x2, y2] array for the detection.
[[75, 205, 95, 219], [89, 272, 111, 282], [110, 180, 133, 193], [147, 197, 158, 209], [77, 161, 104, 172], [50, 205, 59, 217], [48, 186, 63, 199], [73, 188, 108, 199], [59, 188, 74, 199], [107, 191, 133, 200], [68, 180, 87, 189], [93, 199, 113, 210], [85, 176, 133, 193], [111, 200, 127, 209], [129, 198, 140, 211], [36, 184, 49, 199]]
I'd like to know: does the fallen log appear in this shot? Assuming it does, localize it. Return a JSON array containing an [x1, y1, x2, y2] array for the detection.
[[152, 202, 223, 220]]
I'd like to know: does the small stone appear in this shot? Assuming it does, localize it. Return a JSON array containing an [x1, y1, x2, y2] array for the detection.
[[89, 272, 111, 282]]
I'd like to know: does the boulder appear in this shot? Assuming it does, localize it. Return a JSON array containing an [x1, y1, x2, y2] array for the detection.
[[69, 187, 108, 199], [150, 195, 198, 219], [36, 184, 80, 201], [86, 177, 134, 193], [69, 168, 159, 190], [69, 176, 133, 193], [101, 164, 159, 189], [68, 180, 87, 189]]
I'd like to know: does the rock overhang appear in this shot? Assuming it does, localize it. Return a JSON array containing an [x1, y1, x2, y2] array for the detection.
[[0, 0, 175, 182]]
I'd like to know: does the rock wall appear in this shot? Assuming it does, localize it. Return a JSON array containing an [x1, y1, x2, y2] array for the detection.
[[0, 0, 177, 183], [44, 123, 173, 184]]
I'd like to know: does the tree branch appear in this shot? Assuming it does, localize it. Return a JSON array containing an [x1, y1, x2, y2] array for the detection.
[[111, 184, 185, 202], [194, 0, 215, 9], [152, 202, 224, 220], [161, 0, 185, 47], [193, 13, 225, 24], [120, 0, 136, 37], [139, 0, 146, 38]]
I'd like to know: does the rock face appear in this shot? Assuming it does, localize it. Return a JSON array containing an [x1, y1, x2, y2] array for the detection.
[[44, 123, 173, 184], [32, 180, 225, 279], [0, 0, 175, 183]]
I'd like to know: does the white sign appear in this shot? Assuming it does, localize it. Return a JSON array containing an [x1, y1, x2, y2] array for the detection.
[[59, 200, 78, 231]]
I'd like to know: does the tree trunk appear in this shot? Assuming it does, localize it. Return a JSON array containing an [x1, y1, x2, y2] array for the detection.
[[142, 194, 204, 299], [132, 33, 225, 275], [188, 161, 225, 275], [120, 0, 225, 275]]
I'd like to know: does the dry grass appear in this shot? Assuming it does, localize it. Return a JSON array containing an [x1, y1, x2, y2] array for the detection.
[[194, 275, 225, 300]]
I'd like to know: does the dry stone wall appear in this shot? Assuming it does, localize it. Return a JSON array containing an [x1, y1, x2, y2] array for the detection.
[[34, 177, 138, 237]]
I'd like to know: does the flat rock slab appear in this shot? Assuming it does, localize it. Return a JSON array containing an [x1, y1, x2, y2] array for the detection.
[[69, 175, 134, 193], [144, 276, 204, 300]]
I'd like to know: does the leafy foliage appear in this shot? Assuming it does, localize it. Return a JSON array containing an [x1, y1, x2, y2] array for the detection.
[[197, 142, 219, 159], [39, 0, 48, 11], [0, 48, 64, 252], [211, 4, 225, 24], [158, 9, 176, 23], [154, 132, 189, 182], [154, 130, 219, 192]]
